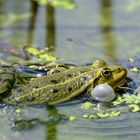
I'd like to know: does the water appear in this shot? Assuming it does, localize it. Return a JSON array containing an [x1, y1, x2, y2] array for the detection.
[[0, 0, 140, 140]]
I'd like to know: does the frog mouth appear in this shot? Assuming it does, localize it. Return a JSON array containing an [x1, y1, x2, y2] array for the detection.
[[112, 67, 127, 88]]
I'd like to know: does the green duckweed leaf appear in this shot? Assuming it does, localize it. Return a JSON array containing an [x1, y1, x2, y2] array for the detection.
[[26, 47, 40, 55], [34, 0, 47, 5], [38, 53, 56, 62], [123, 94, 140, 104], [96, 110, 120, 118], [81, 101, 95, 109], [128, 104, 140, 112], [34, 0, 75, 10], [112, 96, 123, 106], [82, 114, 89, 119], [109, 110, 120, 117], [15, 109, 22, 113], [51, 0, 75, 10], [24, 45, 57, 63], [88, 114, 98, 119], [69, 116, 76, 121], [128, 57, 135, 62], [130, 67, 139, 73], [96, 112, 110, 118]]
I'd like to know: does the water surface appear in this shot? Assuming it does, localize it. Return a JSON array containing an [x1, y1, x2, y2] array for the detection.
[[0, 0, 140, 140]]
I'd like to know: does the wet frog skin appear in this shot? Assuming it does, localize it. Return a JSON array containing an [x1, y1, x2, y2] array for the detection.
[[0, 65, 15, 97], [1, 60, 127, 105]]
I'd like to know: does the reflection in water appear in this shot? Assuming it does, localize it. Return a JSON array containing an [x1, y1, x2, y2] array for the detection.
[[45, 105, 57, 140], [28, 2, 57, 139], [97, 102, 112, 111], [28, 1, 56, 52], [46, 5, 56, 52], [27, 0, 38, 44], [100, 0, 116, 60], [0, 1, 3, 15]]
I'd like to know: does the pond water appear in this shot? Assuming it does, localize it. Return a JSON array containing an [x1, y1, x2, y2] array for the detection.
[[1, 0, 140, 140]]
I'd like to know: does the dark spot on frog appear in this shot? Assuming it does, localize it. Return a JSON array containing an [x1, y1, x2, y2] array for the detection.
[[79, 82, 84, 86], [15, 100, 21, 104], [33, 85, 39, 88], [80, 76, 87, 81], [50, 79, 57, 84], [50, 88, 59, 93], [51, 70, 60, 74], [68, 87, 72, 92], [65, 73, 72, 78], [27, 97, 35, 102], [16, 88, 23, 92]]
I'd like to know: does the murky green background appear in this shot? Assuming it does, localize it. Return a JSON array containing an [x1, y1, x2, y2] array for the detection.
[[1, 0, 140, 140]]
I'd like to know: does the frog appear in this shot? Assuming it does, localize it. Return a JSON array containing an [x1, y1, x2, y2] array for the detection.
[[0, 59, 127, 105]]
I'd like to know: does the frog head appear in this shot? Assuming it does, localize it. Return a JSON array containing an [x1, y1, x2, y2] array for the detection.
[[94, 65, 127, 89]]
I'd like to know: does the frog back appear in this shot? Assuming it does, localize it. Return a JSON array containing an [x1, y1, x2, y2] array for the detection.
[[3, 70, 97, 105]]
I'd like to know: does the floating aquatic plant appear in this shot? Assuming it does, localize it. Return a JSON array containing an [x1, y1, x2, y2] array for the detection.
[[69, 116, 76, 121], [96, 110, 121, 118], [113, 94, 140, 105], [128, 57, 135, 62], [24, 45, 57, 63], [130, 67, 139, 73], [81, 89, 140, 119], [82, 109, 120, 119], [128, 104, 140, 112], [81, 101, 95, 109], [34, 0, 75, 10]]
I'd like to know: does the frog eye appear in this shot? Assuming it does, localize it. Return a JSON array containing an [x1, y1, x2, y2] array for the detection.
[[101, 68, 111, 77]]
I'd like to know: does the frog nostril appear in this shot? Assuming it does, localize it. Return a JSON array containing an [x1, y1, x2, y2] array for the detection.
[[118, 68, 121, 72]]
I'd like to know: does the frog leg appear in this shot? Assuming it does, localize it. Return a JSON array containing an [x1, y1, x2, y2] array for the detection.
[[0, 65, 15, 97]]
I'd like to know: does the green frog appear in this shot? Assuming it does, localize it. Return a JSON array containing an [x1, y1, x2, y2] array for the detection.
[[0, 60, 127, 105]]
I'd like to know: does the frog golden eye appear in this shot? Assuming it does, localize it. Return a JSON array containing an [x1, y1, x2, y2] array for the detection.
[[101, 68, 111, 77]]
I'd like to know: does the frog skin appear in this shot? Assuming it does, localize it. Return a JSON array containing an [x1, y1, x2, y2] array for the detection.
[[1, 60, 127, 105], [0, 65, 16, 96]]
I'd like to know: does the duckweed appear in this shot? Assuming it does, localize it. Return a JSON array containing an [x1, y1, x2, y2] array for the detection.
[[34, 0, 75, 10], [113, 94, 140, 105], [130, 67, 139, 72], [81, 91, 140, 120], [128, 57, 135, 62], [69, 116, 76, 121], [82, 114, 89, 119], [128, 104, 140, 112], [15, 109, 22, 113], [82, 110, 120, 119], [24, 45, 57, 62], [81, 101, 95, 109], [88, 114, 97, 119], [112, 96, 123, 106], [96, 110, 120, 118], [123, 94, 140, 104]]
